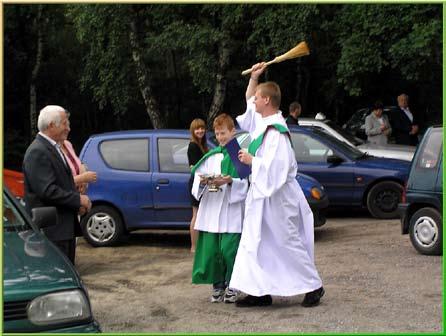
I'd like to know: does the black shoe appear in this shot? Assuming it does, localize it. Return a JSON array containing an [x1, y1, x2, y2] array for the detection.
[[236, 295, 272, 307], [301, 287, 325, 307]]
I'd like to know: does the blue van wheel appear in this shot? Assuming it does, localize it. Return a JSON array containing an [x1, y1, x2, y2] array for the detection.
[[409, 207, 442, 256], [80, 205, 124, 247]]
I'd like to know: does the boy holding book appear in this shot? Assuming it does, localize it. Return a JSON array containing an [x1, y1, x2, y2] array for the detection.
[[191, 113, 248, 303]]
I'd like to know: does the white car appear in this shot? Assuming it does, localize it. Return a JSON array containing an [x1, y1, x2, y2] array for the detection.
[[298, 118, 416, 161]]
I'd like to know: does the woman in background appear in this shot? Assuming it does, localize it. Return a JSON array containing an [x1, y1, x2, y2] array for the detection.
[[365, 101, 392, 145], [58, 111, 97, 216], [60, 139, 97, 193], [187, 118, 209, 253]]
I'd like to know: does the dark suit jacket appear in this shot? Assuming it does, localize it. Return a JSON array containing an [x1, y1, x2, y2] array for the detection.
[[286, 115, 299, 126], [23, 134, 81, 242], [390, 108, 419, 145]]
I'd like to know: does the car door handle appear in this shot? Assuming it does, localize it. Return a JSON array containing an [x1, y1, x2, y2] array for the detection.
[[156, 179, 170, 185]]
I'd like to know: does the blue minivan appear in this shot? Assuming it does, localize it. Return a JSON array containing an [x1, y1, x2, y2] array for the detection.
[[399, 126, 443, 255], [79, 129, 328, 247]]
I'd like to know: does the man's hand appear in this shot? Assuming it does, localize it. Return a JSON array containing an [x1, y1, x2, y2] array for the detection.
[[250, 62, 267, 80], [199, 175, 208, 186], [410, 125, 419, 135], [238, 149, 253, 165], [79, 207, 87, 216], [80, 194, 92, 212]]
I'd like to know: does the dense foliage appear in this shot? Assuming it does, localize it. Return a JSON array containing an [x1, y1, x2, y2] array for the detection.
[[4, 4, 442, 169]]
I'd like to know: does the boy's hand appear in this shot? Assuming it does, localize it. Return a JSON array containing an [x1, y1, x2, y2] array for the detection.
[[238, 149, 253, 165], [213, 175, 233, 187], [199, 175, 208, 186]]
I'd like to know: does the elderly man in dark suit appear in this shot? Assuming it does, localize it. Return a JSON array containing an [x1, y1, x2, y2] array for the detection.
[[23, 105, 91, 264], [391, 94, 419, 146]]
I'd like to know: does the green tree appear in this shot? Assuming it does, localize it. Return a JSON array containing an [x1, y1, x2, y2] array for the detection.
[[244, 5, 319, 113], [333, 4, 442, 98], [151, 5, 252, 126]]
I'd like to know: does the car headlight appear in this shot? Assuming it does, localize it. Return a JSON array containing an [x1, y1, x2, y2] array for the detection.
[[310, 187, 323, 200], [28, 289, 92, 326]]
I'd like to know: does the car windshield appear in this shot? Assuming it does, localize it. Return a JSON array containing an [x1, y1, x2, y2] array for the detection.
[[325, 121, 364, 146], [3, 192, 32, 232], [311, 128, 365, 160]]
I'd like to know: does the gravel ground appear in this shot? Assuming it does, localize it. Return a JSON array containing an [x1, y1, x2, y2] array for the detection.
[[76, 214, 442, 333]]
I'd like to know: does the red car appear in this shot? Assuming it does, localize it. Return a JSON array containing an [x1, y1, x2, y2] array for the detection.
[[4, 169, 24, 198]]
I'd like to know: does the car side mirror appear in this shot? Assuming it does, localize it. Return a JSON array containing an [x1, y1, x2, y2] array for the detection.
[[327, 154, 344, 166], [32, 207, 57, 229]]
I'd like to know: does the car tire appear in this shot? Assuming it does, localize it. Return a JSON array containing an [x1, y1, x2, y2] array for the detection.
[[366, 181, 403, 219], [409, 207, 442, 256], [80, 205, 124, 247]]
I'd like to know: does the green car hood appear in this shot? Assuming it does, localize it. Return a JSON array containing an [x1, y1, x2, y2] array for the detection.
[[3, 230, 81, 302]]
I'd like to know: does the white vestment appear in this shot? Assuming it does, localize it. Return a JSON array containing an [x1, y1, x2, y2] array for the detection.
[[229, 97, 322, 296], [192, 153, 248, 233]]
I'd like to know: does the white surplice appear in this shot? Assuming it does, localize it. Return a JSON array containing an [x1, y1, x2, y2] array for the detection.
[[229, 97, 323, 296], [192, 153, 248, 233]]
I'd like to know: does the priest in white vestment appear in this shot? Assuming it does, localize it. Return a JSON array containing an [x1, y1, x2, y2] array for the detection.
[[229, 62, 325, 307]]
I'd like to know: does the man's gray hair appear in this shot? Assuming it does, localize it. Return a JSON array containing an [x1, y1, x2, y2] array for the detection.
[[37, 105, 66, 132]]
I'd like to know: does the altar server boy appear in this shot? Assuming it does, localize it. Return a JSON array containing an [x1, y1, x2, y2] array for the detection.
[[191, 113, 249, 303]]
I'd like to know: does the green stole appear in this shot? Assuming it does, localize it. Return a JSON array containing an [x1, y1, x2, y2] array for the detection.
[[248, 123, 291, 156], [191, 146, 239, 178]]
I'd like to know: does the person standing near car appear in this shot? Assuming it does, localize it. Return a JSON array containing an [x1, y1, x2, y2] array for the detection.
[[392, 93, 419, 145], [230, 62, 324, 308], [58, 110, 97, 195], [187, 118, 209, 253], [365, 101, 392, 145], [286, 101, 301, 126], [23, 105, 92, 264]]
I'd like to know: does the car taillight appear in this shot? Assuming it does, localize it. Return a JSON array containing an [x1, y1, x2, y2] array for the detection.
[[401, 182, 407, 203]]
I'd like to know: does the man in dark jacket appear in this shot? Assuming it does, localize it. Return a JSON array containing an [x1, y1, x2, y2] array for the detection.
[[391, 94, 419, 146], [23, 105, 91, 264], [286, 101, 301, 126]]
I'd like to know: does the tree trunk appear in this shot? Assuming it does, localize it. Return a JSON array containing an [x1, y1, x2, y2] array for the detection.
[[207, 40, 230, 128], [171, 50, 182, 128], [29, 5, 43, 140], [128, 17, 165, 129]]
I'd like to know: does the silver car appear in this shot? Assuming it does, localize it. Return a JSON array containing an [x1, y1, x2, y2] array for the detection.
[[298, 118, 416, 161]]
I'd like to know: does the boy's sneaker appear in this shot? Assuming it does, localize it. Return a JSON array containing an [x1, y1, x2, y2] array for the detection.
[[211, 288, 225, 303], [223, 288, 239, 303]]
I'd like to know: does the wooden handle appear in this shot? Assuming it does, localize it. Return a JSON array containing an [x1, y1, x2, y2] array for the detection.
[[241, 68, 253, 76], [241, 59, 276, 76]]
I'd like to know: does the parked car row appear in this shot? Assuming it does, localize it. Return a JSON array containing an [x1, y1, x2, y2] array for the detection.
[[78, 130, 329, 247], [7, 118, 435, 257]]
